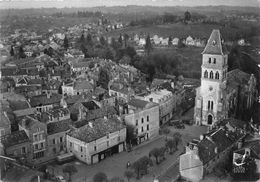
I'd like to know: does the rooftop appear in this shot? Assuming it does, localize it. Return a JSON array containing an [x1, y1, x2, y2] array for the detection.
[[68, 117, 125, 143], [202, 29, 227, 55], [47, 119, 71, 135], [1, 130, 29, 148], [29, 93, 62, 107]]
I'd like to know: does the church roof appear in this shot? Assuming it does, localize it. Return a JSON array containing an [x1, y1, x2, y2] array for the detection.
[[202, 29, 227, 55]]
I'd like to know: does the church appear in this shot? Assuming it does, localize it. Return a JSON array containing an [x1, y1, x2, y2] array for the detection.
[[194, 29, 257, 126]]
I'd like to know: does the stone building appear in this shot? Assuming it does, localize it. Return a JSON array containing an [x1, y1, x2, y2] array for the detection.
[[194, 29, 257, 126]]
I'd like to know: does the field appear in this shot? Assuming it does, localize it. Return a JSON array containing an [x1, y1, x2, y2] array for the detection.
[[105, 22, 233, 39]]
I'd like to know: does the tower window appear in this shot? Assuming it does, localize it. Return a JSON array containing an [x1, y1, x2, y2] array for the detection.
[[209, 71, 214, 79], [204, 70, 208, 78], [208, 101, 211, 110], [215, 72, 219, 79], [211, 101, 214, 110], [213, 58, 216, 64], [208, 58, 211, 63]]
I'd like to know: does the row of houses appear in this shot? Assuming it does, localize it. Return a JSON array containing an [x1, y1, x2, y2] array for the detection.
[[136, 34, 207, 47]]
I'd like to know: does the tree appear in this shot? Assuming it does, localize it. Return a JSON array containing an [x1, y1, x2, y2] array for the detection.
[[168, 36, 173, 46], [124, 33, 129, 47], [162, 128, 171, 141], [63, 164, 77, 182], [144, 34, 152, 55], [119, 55, 131, 65], [19, 46, 26, 58], [149, 148, 161, 164], [124, 170, 135, 182], [64, 35, 69, 50], [165, 139, 177, 154], [118, 34, 123, 47], [10, 45, 14, 56], [110, 177, 125, 182], [86, 33, 93, 47], [98, 68, 110, 90], [126, 125, 137, 146], [100, 36, 106, 46], [184, 10, 191, 23], [93, 172, 108, 182], [132, 156, 152, 179]]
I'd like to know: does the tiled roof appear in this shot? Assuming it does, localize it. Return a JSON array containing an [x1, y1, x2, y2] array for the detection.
[[68, 117, 125, 143], [81, 101, 100, 110], [29, 93, 62, 107], [0, 111, 10, 128], [128, 98, 150, 109], [8, 100, 30, 111], [74, 80, 93, 90], [74, 106, 118, 128], [227, 69, 251, 91], [1, 130, 29, 148], [198, 128, 244, 164], [202, 29, 227, 55], [13, 108, 37, 117], [47, 119, 71, 135]]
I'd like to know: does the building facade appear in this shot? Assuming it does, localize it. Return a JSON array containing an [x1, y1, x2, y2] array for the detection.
[[67, 118, 126, 165], [194, 29, 257, 126], [124, 99, 160, 144]]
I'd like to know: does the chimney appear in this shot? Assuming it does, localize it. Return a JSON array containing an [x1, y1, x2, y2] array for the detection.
[[237, 140, 243, 149], [88, 122, 93, 128], [214, 147, 218, 154], [47, 92, 51, 99], [200, 134, 204, 141]]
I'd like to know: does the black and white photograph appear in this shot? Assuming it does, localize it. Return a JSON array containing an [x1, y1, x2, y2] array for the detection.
[[0, 0, 260, 182]]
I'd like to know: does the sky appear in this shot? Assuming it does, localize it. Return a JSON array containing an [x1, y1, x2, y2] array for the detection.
[[0, 0, 259, 9]]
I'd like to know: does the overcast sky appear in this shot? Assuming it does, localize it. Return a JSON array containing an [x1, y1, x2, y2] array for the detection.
[[0, 0, 259, 9]]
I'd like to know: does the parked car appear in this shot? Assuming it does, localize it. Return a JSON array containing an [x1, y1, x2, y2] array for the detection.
[[56, 175, 66, 182], [182, 119, 193, 125], [174, 122, 185, 129], [168, 119, 180, 126]]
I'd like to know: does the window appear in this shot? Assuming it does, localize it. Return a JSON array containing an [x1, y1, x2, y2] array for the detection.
[[118, 136, 120, 142], [208, 101, 211, 110], [209, 71, 214, 79], [136, 120, 138, 126], [147, 116, 149, 122], [21, 147, 26, 154], [53, 139, 56, 144], [70, 142, 72, 147], [40, 143, 44, 149], [136, 128, 138, 135], [107, 141, 109, 147], [141, 118, 144, 123], [60, 137, 63, 143], [141, 127, 144, 132], [204, 70, 208, 78], [208, 58, 211, 63], [60, 145, 63, 151], [215, 72, 219, 79], [213, 58, 216, 64], [53, 148, 56, 154], [34, 144, 39, 150], [33, 151, 44, 159], [147, 125, 149, 131], [211, 101, 214, 110], [94, 146, 97, 151], [80, 146, 83, 152]]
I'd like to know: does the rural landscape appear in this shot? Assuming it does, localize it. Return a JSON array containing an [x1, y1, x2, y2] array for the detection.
[[0, 1, 260, 182]]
